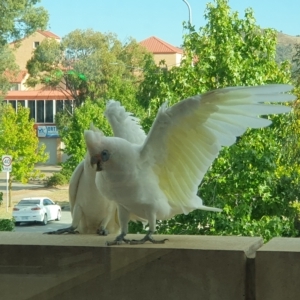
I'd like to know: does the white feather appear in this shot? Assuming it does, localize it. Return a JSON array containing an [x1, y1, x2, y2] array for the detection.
[[85, 84, 295, 242], [105, 100, 146, 145], [52, 109, 147, 235], [139, 84, 295, 214]]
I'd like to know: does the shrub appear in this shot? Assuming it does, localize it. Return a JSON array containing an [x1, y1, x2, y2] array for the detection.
[[0, 219, 15, 231], [46, 172, 68, 187]]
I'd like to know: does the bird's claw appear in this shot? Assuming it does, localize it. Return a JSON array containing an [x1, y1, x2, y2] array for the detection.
[[105, 238, 130, 246], [105, 232, 168, 246], [44, 226, 79, 235], [130, 236, 168, 245], [129, 231, 168, 245], [105, 233, 130, 246], [97, 226, 109, 236]]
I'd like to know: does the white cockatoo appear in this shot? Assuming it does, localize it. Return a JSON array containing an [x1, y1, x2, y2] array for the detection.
[[46, 125, 119, 235], [47, 102, 146, 235], [84, 84, 295, 245]]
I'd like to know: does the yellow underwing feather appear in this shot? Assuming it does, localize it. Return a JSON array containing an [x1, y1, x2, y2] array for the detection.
[[140, 84, 295, 213]]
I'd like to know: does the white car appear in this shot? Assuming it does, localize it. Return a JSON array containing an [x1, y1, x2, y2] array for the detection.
[[12, 197, 61, 226]]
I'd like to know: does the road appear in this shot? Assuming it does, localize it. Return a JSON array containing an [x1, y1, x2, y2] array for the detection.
[[0, 165, 61, 192], [14, 211, 72, 233], [1, 165, 71, 234]]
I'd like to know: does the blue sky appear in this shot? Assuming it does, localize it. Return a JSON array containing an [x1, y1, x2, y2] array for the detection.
[[40, 0, 299, 47]]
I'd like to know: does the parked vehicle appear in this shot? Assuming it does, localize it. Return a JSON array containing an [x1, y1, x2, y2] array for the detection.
[[12, 197, 61, 226]]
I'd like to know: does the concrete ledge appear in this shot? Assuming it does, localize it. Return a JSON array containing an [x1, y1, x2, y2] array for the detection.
[[255, 237, 300, 300], [0, 233, 263, 300]]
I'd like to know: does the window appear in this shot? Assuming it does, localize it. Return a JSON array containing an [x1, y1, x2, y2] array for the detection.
[[8, 100, 16, 110], [18, 199, 40, 206], [15, 99, 71, 123], [29, 100, 54, 123], [7, 100, 25, 112], [56, 100, 64, 114], [36, 100, 44, 123], [45, 101, 53, 123], [28, 101, 35, 120], [56, 100, 74, 114], [10, 83, 19, 91], [65, 100, 73, 114], [18, 100, 25, 108], [43, 199, 54, 206], [33, 41, 40, 48]]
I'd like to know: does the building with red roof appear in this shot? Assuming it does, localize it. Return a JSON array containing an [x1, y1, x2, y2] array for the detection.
[[140, 36, 183, 69], [4, 33, 183, 164], [6, 30, 70, 164]]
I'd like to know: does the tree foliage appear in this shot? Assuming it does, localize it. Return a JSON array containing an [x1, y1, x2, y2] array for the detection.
[[135, 0, 299, 241], [0, 0, 49, 95], [292, 43, 300, 81], [56, 96, 146, 177], [26, 29, 152, 106], [0, 45, 18, 96], [0, 104, 48, 206], [55, 99, 111, 175], [0, 0, 48, 45], [34, 30, 153, 176], [139, 0, 290, 111]]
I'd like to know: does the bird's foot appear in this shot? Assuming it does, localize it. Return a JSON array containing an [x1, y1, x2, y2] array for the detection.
[[44, 226, 79, 235], [106, 233, 130, 246], [130, 231, 168, 245], [97, 226, 109, 236]]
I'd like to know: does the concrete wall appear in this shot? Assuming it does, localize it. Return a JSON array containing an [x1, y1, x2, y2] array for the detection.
[[0, 233, 299, 300], [256, 238, 300, 300]]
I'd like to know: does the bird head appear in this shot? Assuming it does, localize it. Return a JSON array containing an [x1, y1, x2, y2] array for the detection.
[[85, 129, 138, 174], [84, 129, 112, 171]]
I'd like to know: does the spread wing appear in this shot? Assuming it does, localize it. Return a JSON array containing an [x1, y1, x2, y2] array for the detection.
[[105, 100, 146, 145], [139, 84, 295, 213]]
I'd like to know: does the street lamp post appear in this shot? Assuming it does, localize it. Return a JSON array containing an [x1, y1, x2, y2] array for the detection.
[[182, 0, 192, 26]]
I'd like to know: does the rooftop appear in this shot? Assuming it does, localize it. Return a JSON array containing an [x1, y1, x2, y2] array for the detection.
[[140, 36, 183, 54], [37, 30, 60, 40], [9, 30, 60, 45], [6, 89, 72, 100], [5, 70, 28, 83]]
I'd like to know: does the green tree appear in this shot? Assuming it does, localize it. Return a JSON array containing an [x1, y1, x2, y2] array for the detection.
[[0, 0, 49, 95], [56, 99, 111, 174], [0, 45, 19, 96], [26, 29, 152, 107], [136, 0, 299, 241], [56, 96, 146, 177], [27, 29, 152, 177], [0, 103, 48, 206], [292, 43, 300, 81], [139, 0, 290, 111], [0, 0, 49, 45]]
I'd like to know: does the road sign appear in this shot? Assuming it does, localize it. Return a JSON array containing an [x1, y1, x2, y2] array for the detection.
[[2, 155, 12, 172]]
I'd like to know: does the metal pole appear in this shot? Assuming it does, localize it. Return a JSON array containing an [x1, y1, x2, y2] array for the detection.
[[182, 0, 192, 26], [6, 171, 8, 212]]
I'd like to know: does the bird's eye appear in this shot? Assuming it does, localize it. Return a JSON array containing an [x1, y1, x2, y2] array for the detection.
[[101, 150, 110, 162]]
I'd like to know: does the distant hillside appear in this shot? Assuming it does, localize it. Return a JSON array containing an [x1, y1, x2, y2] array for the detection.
[[276, 32, 300, 77], [277, 32, 300, 45]]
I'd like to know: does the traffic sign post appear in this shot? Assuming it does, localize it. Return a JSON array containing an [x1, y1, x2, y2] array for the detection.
[[2, 155, 12, 172], [2, 155, 12, 212]]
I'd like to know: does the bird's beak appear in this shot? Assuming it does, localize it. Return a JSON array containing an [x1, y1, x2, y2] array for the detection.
[[90, 154, 102, 171]]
